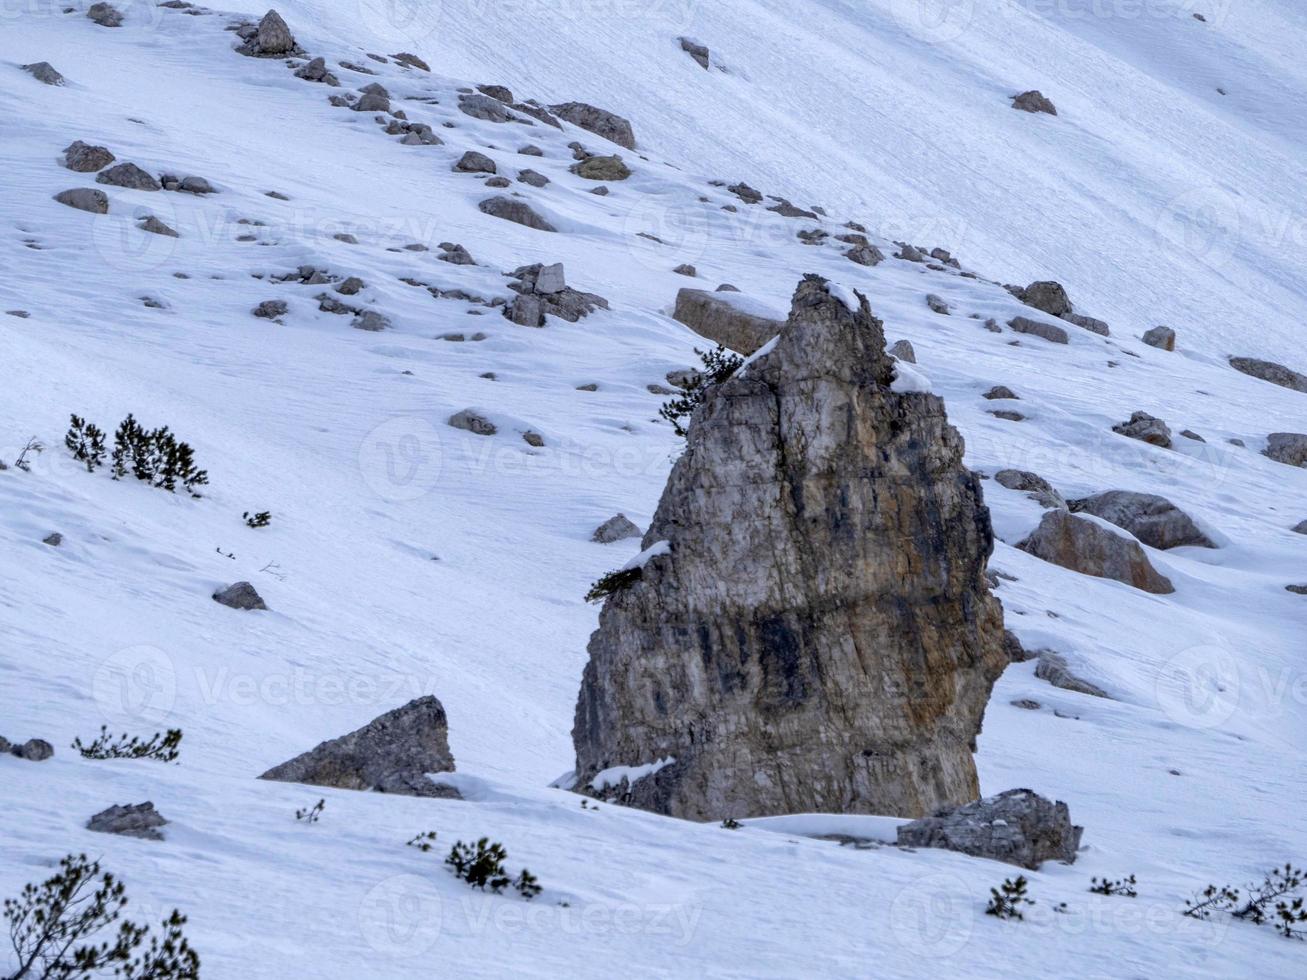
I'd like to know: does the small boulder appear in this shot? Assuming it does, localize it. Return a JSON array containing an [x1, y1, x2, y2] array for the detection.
[[438, 243, 475, 265], [671, 288, 784, 356], [478, 196, 557, 232], [138, 215, 178, 237], [1229, 357, 1307, 394], [1007, 316, 1068, 345], [517, 169, 549, 187], [392, 52, 430, 72], [549, 101, 636, 149], [53, 188, 108, 214], [888, 339, 916, 363], [983, 385, 1019, 400], [897, 789, 1082, 869], [11, 738, 54, 761], [352, 310, 389, 332], [23, 62, 66, 86], [727, 182, 762, 204], [97, 163, 160, 191], [1292, 520, 1307, 535], [679, 37, 710, 70], [87, 802, 167, 840], [673, 263, 697, 277], [1142, 326, 1176, 351], [294, 57, 339, 86], [845, 244, 884, 266], [1264, 432, 1307, 468], [570, 154, 631, 181], [1034, 652, 1109, 698], [477, 83, 514, 103], [1112, 411, 1172, 448], [535, 262, 566, 294], [458, 92, 511, 122], [454, 150, 497, 174], [592, 514, 642, 543], [240, 9, 300, 57], [1017, 509, 1175, 594], [259, 696, 458, 798], [1015, 280, 1071, 317], [336, 276, 365, 296], [252, 299, 287, 320], [448, 410, 496, 436], [1067, 491, 1214, 549], [213, 581, 267, 610], [42, 532, 63, 546], [87, 3, 123, 27], [1012, 90, 1057, 115], [925, 294, 950, 315]]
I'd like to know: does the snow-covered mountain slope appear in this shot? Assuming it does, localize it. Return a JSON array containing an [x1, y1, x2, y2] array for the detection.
[[1, 2, 1305, 977]]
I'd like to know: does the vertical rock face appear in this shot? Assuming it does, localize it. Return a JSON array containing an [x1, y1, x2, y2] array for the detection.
[[572, 275, 1007, 821]]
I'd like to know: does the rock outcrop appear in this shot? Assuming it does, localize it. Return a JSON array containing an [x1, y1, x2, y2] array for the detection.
[[572, 276, 1008, 821], [896, 789, 1082, 869], [260, 696, 458, 798], [672, 288, 784, 355], [1068, 491, 1214, 549], [1264, 432, 1307, 468], [1229, 357, 1307, 394], [1017, 510, 1175, 594], [549, 101, 636, 149]]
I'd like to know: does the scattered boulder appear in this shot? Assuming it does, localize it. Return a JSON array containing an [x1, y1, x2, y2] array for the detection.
[[727, 182, 762, 204], [1142, 326, 1176, 351], [1035, 652, 1109, 699], [138, 215, 178, 237], [1067, 491, 1215, 549], [571, 154, 631, 181], [983, 385, 1019, 400], [522, 431, 544, 448], [679, 37, 710, 70], [438, 243, 475, 265], [572, 276, 1008, 820], [484, 176, 510, 188], [1292, 520, 1307, 535], [252, 299, 287, 320], [673, 264, 696, 277], [336, 276, 364, 295], [239, 9, 301, 57], [53, 189, 108, 214], [213, 581, 268, 610], [925, 294, 950, 315], [352, 310, 389, 332], [896, 789, 1082, 869], [42, 533, 63, 547], [534, 263, 566, 294], [888, 339, 916, 363], [671, 288, 784, 356], [1229, 357, 1307, 394], [990, 409, 1025, 422], [478, 196, 557, 232], [294, 57, 339, 86], [87, 3, 123, 27], [1012, 90, 1057, 115], [517, 168, 548, 187], [845, 244, 885, 266], [1017, 510, 1175, 594], [1007, 316, 1068, 345], [87, 802, 167, 840], [7, 738, 54, 761], [592, 514, 642, 544], [550, 101, 636, 149], [504, 263, 607, 324], [458, 92, 511, 122], [448, 410, 496, 436], [519, 144, 544, 156], [477, 83, 513, 103], [96, 162, 160, 192], [1264, 432, 1307, 468], [353, 83, 391, 113], [23, 62, 65, 86], [1112, 411, 1172, 448], [259, 696, 458, 798], [767, 199, 818, 219], [1010, 280, 1108, 335], [454, 150, 496, 174], [392, 52, 430, 71]]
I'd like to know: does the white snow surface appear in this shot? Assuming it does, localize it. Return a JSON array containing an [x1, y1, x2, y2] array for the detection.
[[1, 2, 1306, 978]]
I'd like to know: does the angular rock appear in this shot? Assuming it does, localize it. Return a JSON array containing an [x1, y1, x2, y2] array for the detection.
[[517, 168, 548, 187], [42, 532, 63, 546], [534, 262, 566, 294], [352, 310, 389, 332], [504, 264, 606, 325], [252, 299, 287, 320], [550, 101, 636, 149], [259, 697, 458, 798], [926, 294, 950, 315], [135, 214, 177, 237], [571, 154, 631, 181], [478, 195, 556, 232], [53, 188, 108, 214], [336, 276, 364, 296], [1014, 281, 1070, 316], [294, 57, 339, 86], [679, 37, 710, 69], [1264, 432, 1307, 468], [1007, 316, 1068, 345], [23, 62, 66, 86], [1292, 520, 1307, 535], [392, 52, 430, 72], [888, 339, 916, 363], [10, 738, 54, 761], [1035, 652, 1109, 698], [767, 199, 818, 219], [97, 163, 160, 191], [87, 802, 167, 840], [1142, 326, 1176, 351], [448, 410, 496, 436], [983, 385, 1018, 400], [1012, 90, 1057, 115], [458, 92, 511, 122], [1017, 510, 1175, 594], [62, 141, 113, 173], [1229, 357, 1307, 394], [438, 243, 475, 265], [673, 263, 696, 277], [1112, 411, 1172, 448], [1065, 312, 1110, 336], [592, 514, 642, 544], [240, 9, 300, 57], [845, 244, 884, 266], [1068, 491, 1214, 549], [896, 789, 1082, 869], [213, 581, 267, 610], [671, 288, 784, 356], [87, 3, 123, 27], [454, 150, 496, 174], [477, 83, 514, 103], [572, 276, 1008, 820], [727, 182, 762, 204]]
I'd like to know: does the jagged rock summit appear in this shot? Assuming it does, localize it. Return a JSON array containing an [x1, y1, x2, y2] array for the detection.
[[572, 276, 1008, 821]]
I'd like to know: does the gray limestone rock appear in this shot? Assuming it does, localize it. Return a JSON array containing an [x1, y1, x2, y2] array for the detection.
[[671, 288, 784, 356], [1067, 491, 1215, 549], [87, 802, 167, 840], [1017, 510, 1175, 594], [897, 789, 1082, 869], [213, 581, 267, 610]]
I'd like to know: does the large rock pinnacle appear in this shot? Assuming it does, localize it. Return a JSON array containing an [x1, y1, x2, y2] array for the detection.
[[572, 275, 1007, 821]]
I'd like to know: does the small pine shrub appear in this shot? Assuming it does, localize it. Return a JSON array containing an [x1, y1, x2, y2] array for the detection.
[[444, 838, 541, 900], [659, 345, 744, 437], [2, 853, 199, 979], [986, 875, 1034, 921], [72, 726, 182, 763], [64, 415, 107, 472], [584, 566, 643, 604], [406, 831, 439, 852], [1183, 864, 1307, 940], [108, 414, 209, 496], [243, 511, 272, 528], [721, 818, 742, 830], [295, 799, 324, 824], [1089, 874, 1137, 898]]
